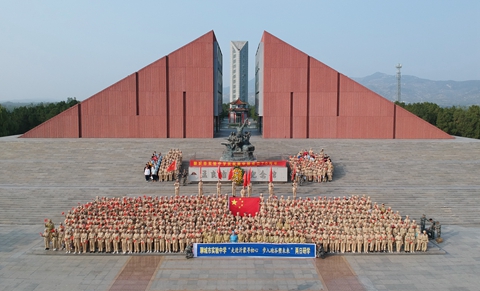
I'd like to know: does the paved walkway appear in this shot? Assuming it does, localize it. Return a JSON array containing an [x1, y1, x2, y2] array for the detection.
[[1, 225, 479, 290], [1, 135, 480, 290], [111, 256, 163, 291], [148, 258, 323, 291]]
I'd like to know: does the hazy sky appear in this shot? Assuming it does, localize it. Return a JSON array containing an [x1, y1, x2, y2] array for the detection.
[[1, 1, 479, 102]]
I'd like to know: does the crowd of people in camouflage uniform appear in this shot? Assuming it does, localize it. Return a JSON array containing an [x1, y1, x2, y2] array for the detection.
[[289, 148, 334, 183], [41, 146, 429, 254], [41, 192, 428, 254]]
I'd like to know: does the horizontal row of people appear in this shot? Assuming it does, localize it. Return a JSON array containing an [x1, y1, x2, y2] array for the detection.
[[42, 193, 427, 254]]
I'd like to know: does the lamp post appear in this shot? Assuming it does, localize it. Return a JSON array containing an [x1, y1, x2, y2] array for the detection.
[[420, 214, 426, 232], [435, 221, 442, 243]]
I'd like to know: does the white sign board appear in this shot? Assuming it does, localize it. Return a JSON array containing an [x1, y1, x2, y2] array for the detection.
[[188, 166, 288, 182]]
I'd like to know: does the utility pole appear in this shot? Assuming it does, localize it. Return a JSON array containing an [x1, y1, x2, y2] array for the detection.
[[396, 63, 402, 102]]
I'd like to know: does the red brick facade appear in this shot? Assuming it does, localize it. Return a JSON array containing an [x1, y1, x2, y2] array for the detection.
[[22, 30, 451, 139], [21, 31, 222, 138], [256, 31, 452, 139]]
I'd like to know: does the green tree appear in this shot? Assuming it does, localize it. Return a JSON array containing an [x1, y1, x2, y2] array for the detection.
[[398, 102, 480, 139], [248, 105, 257, 121], [400, 102, 440, 125], [467, 105, 480, 139], [436, 106, 456, 135], [219, 103, 229, 119], [451, 106, 480, 139], [0, 98, 79, 137], [0, 105, 9, 136]]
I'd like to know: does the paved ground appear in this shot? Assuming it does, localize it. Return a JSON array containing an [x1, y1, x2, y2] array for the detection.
[[1, 133, 480, 290], [1, 224, 478, 291]]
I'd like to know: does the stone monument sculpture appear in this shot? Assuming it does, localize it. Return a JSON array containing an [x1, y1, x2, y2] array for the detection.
[[220, 119, 255, 161]]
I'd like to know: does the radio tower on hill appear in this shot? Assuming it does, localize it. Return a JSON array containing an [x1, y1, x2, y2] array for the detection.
[[396, 63, 402, 102]]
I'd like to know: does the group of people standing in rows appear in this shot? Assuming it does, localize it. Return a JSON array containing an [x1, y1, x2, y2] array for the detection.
[[289, 148, 334, 183], [41, 191, 428, 254], [41, 147, 429, 255], [143, 149, 183, 182]]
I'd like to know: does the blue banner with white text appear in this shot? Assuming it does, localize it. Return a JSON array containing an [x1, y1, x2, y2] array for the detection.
[[193, 243, 316, 258]]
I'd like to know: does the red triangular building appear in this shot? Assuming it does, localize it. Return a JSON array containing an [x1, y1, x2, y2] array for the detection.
[[255, 31, 452, 139], [21, 30, 451, 139], [21, 31, 223, 138]]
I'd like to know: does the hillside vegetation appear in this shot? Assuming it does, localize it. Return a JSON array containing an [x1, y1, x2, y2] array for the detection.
[[0, 98, 79, 137], [396, 102, 480, 139]]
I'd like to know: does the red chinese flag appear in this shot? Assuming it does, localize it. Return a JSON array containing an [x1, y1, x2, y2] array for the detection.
[[228, 167, 234, 180], [243, 172, 247, 187], [217, 165, 222, 180], [166, 160, 177, 172], [247, 169, 252, 185], [229, 197, 260, 217], [269, 167, 273, 183]]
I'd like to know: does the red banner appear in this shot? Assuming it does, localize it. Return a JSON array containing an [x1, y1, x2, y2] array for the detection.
[[229, 197, 260, 217], [190, 160, 287, 167]]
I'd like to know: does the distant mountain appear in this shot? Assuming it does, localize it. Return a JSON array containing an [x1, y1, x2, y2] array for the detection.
[[221, 73, 480, 107], [353, 72, 480, 107]]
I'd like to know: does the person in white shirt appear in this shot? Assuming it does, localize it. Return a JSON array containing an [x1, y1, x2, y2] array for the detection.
[[144, 164, 151, 182]]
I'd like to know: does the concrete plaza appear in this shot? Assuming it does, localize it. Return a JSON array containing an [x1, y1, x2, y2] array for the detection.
[[1, 134, 480, 290]]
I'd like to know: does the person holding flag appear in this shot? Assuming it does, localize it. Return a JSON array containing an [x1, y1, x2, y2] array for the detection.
[[216, 180, 222, 197], [229, 167, 236, 197], [195, 166, 203, 197], [41, 227, 51, 250], [240, 172, 247, 197], [198, 178, 203, 197], [268, 167, 274, 197], [247, 169, 252, 197], [216, 165, 222, 197], [292, 180, 298, 200], [174, 179, 180, 197]]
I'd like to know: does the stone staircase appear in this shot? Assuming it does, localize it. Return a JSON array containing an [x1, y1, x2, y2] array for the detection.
[[1, 136, 479, 226]]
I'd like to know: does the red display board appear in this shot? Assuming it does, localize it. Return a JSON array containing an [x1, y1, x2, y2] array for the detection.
[[189, 160, 287, 167]]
